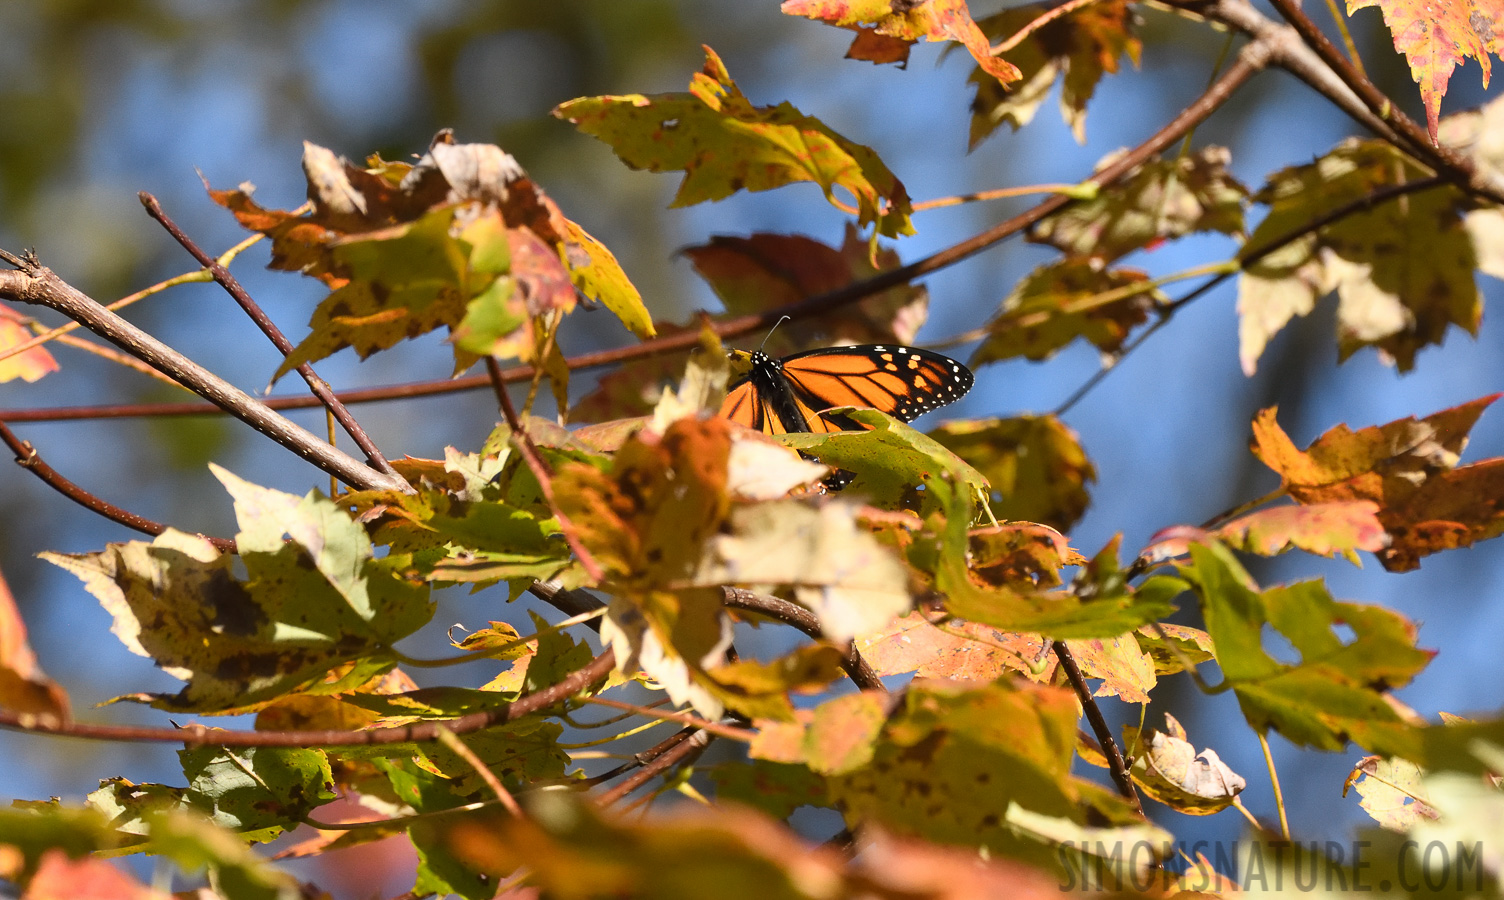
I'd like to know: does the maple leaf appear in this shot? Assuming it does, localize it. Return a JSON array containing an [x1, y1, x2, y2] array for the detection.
[[969, 262, 1158, 368], [1346, 0, 1504, 142], [782, 0, 1022, 86], [1237, 139, 1477, 374], [1251, 397, 1504, 570], [931, 415, 1097, 531], [41, 467, 434, 713], [0, 566, 68, 726], [1179, 541, 1432, 756], [683, 224, 929, 347], [968, 0, 1140, 146], [554, 46, 914, 238], [0, 310, 58, 383], [212, 141, 649, 379], [1030, 146, 1247, 262]]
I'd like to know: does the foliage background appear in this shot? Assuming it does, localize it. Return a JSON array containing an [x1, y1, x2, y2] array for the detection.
[[2, 0, 1502, 894]]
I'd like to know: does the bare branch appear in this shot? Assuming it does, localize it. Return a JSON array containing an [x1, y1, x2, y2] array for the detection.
[[0, 254, 411, 494]]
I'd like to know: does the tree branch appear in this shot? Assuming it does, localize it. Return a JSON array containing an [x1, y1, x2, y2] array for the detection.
[[1051, 640, 1144, 816], [720, 587, 886, 692], [138, 192, 400, 479], [0, 249, 411, 494], [0, 649, 615, 748], [0, 417, 235, 551]]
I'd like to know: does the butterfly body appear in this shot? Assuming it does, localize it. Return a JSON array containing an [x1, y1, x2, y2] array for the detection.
[[720, 344, 973, 436]]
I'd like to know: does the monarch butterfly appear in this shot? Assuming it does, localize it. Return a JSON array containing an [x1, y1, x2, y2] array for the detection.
[[719, 343, 974, 436]]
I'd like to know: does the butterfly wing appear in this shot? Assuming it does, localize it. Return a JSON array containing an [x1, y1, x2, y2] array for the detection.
[[778, 344, 973, 427]]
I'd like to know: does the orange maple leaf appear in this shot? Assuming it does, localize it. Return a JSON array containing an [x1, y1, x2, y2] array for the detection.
[[1348, 0, 1504, 142]]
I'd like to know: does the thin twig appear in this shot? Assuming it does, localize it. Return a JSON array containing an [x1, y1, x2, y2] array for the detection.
[[488, 357, 606, 584], [0, 649, 614, 748], [0, 417, 235, 552], [720, 587, 886, 692], [579, 725, 701, 786], [138, 193, 399, 479], [1052, 639, 1144, 815], [1258, 730, 1292, 840], [597, 728, 714, 806], [435, 725, 522, 817], [992, 0, 1100, 54], [0, 251, 411, 494], [580, 696, 755, 742]]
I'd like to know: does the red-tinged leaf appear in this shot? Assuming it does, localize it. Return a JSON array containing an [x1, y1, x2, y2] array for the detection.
[[0, 567, 68, 726], [214, 141, 645, 376], [24, 850, 169, 900], [783, 0, 1022, 85], [554, 46, 914, 238], [0, 313, 57, 383], [1251, 398, 1504, 570], [1379, 457, 1504, 571], [845, 27, 912, 65], [805, 690, 890, 775], [968, 1, 1140, 146], [969, 262, 1158, 367], [1215, 500, 1387, 564], [1064, 634, 1155, 704], [1237, 140, 1477, 374], [1029, 147, 1247, 263], [930, 415, 1097, 531], [1346, 0, 1503, 141], [1251, 398, 1494, 499], [683, 225, 928, 348]]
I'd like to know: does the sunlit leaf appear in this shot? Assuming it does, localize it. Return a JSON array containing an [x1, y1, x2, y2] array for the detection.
[[968, 0, 1140, 145], [1237, 140, 1476, 373], [1347, 756, 1436, 831], [42, 468, 433, 712], [1029, 146, 1247, 262], [969, 262, 1158, 366], [555, 46, 913, 238], [782, 0, 1022, 86], [1345, 0, 1503, 141], [0, 313, 57, 383], [695, 500, 912, 643], [1251, 398, 1504, 570], [1178, 541, 1431, 756], [930, 415, 1096, 530]]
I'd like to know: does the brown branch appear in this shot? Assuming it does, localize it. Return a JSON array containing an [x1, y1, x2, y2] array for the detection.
[[0, 649, 615, 748], [1052, 639, 1144, 815], [0, 417, 235, 551], [597, 727, 714, 806], [720, 587, 886, 692], [0, 250, 411, 494], [579, 725, 701, 787], [138, 192, 400, 480], [488, 358, 605, 584], [1172, 0, 1504, 204]]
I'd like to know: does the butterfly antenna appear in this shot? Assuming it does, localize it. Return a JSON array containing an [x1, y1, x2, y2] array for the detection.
[[757, 316, 792, 353]]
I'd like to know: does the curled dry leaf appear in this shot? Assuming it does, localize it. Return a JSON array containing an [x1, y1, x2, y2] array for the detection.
[[1125, 713, 1246, 815]]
